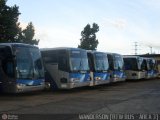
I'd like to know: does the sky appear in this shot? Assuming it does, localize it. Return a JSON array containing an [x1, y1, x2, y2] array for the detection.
[[7, 0, 160, 55]]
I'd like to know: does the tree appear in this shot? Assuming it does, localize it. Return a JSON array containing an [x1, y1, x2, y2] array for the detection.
[[78, 23, 99, 50], [20, 22, 39, 45], [0, 0, 20, 42], [0, 0, 39, 45]]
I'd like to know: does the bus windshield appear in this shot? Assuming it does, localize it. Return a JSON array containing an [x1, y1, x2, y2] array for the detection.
[[138, 57, 144, 70], [94, 53, 109, 71], [114, 55, 124, 70], [70, 50, 89, 71], [14, 46, 44, 79], [30, 47, 44, 79], [124, 58, 138, 70], [149, 59, 156, 70]]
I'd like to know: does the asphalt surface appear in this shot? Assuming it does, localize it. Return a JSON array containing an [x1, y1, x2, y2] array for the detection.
[[0, 79, 160, 120]]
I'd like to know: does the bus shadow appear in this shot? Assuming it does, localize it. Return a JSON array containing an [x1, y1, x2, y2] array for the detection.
[[0, 78, 159, 97], [51, 81, 126, 94], [0, 90, 45, 98], [126, 78, 159, 83]]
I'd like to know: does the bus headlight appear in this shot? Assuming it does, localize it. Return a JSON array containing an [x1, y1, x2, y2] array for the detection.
[[45, 82, 51, 89], [113, 74, 118, 78], [16, 83, 26, 88], [95, 77, 101, 80], [70, 78, 80, 82]]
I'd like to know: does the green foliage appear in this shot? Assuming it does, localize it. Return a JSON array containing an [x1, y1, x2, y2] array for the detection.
[[19, 22, 39, 45], [78, 23, 99, 50], [0, 0, 39, 45], [0, 0, 20, 42]]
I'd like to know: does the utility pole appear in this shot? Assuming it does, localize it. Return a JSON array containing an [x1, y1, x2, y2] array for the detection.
[[134, 42, 138, 55], [149, 46, 152, 54]]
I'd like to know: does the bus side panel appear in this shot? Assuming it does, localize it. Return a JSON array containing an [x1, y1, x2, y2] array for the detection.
[[0, 75, 2, 92], [0, 70, 17, 93], [57, 70, 69, 89], [45, 64, 59, 90], [0, 79, 17, 93]]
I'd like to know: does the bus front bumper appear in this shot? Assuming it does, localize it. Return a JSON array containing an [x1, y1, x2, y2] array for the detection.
[[94, 80, 110, 86], [111, 77, 126, 82], [60, 81, 90, 89], [16, 84, 45, 93]]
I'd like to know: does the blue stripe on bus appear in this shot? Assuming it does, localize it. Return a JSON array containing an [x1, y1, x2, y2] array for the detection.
[[94, 72, 110, 80], [69, 73, 90, 82], [113, 70, 126, 78], [16, 79, 45, 86], [147, 70, 153, 75]]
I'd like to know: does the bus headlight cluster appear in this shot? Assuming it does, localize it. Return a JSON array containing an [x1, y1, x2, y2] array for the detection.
[[70, 78, 80, 82], [95, 77, 101, 80], [113, 74, 118, 78], [16, 83, 26, 88]]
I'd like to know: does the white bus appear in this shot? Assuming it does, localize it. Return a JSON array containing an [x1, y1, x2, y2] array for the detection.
[[123, 56, 146, 80]]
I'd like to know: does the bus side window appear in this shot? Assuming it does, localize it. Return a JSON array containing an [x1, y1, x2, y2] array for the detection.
[[58, 56, 68, 71], [6, 61, 14, 78], [2, 60, 14, 78]]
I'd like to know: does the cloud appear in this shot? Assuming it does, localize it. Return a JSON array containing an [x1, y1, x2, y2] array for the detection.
[[103, 18, 127, 29], [143, 0, 160, 11], [19, 22, 28, 29], [35, 25, 81, 49]]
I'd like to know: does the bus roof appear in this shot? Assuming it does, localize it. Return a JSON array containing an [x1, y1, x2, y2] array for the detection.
[[0, 43, 38, 48], [87, 50, 106, 54], [106, 52, 122, 56], [40, 47, 86, 51], [123, 55, 141, 59]]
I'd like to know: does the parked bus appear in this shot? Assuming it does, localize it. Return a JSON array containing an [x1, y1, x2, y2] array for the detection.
[[142, 57, 153, 79], [87, 51, 110, 86], [107, 53, 126, 82], [123, 56, 146, 80], [41, 47, 90, 90], [0, 43, 45, 93], [142, 57, 158, 79], [150, 58, 159, 78]]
